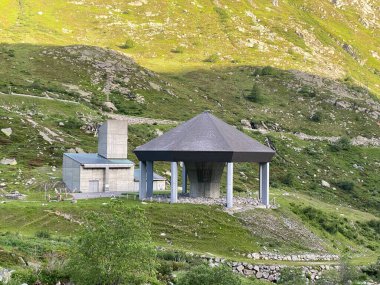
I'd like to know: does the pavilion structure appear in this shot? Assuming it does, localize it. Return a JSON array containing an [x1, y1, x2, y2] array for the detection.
[[134, 111, 275, 208]]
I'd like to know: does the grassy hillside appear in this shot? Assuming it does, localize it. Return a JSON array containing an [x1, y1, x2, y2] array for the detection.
[[0, 0, 379, 94], [0, 0, 379, 276]]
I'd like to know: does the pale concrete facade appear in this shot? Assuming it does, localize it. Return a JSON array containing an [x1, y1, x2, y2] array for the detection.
[[62, 153, 135, 193], [62, 155, 81, 191], [98, 120, 128, 159], [63, 120, 135, 193]]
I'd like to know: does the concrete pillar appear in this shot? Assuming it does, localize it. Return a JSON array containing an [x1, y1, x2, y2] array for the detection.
[[139, 161, 147, 200], [185, 162, 225, 198], [146, 161, 154, 198], [182, 162, 187, 194], [260, 162, 270, 207], [171, 162, 178, 203], [226, 162, 233, 208]]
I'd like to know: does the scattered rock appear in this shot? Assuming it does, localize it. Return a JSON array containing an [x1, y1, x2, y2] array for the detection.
[[75, 147, 85, 153], [103, 101, 118, 112], [241, 119, 252, 129], [321, 180, 330, 188], [149, 82, 161, 91], [1, 128, 12, 137], [39, 131, 53, 144], [0, 158, 17, 165]]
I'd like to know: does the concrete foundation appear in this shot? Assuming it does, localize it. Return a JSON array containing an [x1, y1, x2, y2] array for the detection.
[[185, 162, 225, 198]]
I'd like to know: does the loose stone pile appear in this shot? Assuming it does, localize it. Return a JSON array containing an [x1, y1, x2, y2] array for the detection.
[[144, 194, 261, 207]]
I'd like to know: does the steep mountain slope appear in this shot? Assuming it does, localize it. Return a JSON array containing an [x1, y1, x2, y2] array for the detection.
[[1, 0, 379, 95]]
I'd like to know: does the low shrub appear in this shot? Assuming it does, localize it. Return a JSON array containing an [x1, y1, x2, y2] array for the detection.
[[335, 181, 354, 191], [281, 172, 295, 187], [35, 230, 51, 239], [253, 66, 279, 76], [246, 84, 263, 103], [278, 267, 307, 285], [299, 85, 317, 97], [119, 38, 135, 49], [329, 137, 351, 152], [310, 111, 323, 122], [214, 7, 230, 23], [362, 257, 380, 281], [177, 264, 241, 285], [204, 53, 220, 63]]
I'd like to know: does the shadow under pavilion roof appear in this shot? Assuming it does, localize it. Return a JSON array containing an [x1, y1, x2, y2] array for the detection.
[[134, 112, 275, 163]]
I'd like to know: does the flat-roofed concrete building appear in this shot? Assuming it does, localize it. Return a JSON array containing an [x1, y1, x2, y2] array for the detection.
[[63, 120, 153, 193]]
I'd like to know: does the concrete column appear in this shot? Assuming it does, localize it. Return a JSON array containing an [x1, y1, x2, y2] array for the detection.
[[139, 161, 147, 200], [226, 162, 234, 208], [182, 162, 187, 194], [185, 162, 225, 198], [171, 162, 178, 203], [260, 162, 270, 207], [104, 166, 110, 192], [146, 161, 154, 198]]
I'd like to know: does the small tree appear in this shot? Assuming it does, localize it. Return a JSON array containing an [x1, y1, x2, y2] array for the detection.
[[246, 84, 263, 103], [67, 202, 157, 285], [177, 264, 241, 285]]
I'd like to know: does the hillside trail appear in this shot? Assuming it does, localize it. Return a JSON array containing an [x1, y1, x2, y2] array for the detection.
[[1, 92, 378, 145]]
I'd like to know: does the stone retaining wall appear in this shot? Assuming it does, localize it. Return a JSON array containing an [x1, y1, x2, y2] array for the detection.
[[245, 252, 339, 262], [202, 256, 338, 283]]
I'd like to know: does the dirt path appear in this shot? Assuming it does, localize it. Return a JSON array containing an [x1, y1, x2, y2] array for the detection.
[[104, 112, 178, 125]]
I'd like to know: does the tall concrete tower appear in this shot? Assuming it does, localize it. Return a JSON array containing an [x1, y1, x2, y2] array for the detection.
[[97, 120, 128, 159]]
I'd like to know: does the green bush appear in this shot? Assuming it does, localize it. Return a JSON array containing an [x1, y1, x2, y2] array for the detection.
[[119, 38, 135, 49], [177, 264, 241, 285], [246, 84, 263, 103], [299, 85, 317, 97], [204, 53, 220, 63], [362, 257, 380, 281], [281, 172, 295, 187], [278, 267, 307, 285], [310, 111, 323, 122], [35, 230, 51, 239], [336, 181, 354, 191], [329, 137, 351, 152], [254, 66, 279, 76], [214, 7, 230, 23], [64, 117, 83, 129]]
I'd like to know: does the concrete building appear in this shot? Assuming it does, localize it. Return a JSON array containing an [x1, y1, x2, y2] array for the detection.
[[134, 111, 275, 208], [63, 120, 166, 193]]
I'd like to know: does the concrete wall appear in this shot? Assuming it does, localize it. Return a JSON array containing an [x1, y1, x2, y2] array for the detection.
[[108, 167, 135, 191], [98, 120, 128, 159], [79, 167, 105, 193], [62, 155, 81, 192], [185, 162, 225, 198]]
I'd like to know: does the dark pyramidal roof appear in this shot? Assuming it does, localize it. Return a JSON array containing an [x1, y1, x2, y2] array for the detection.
[[134, 112, 275, 162]]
